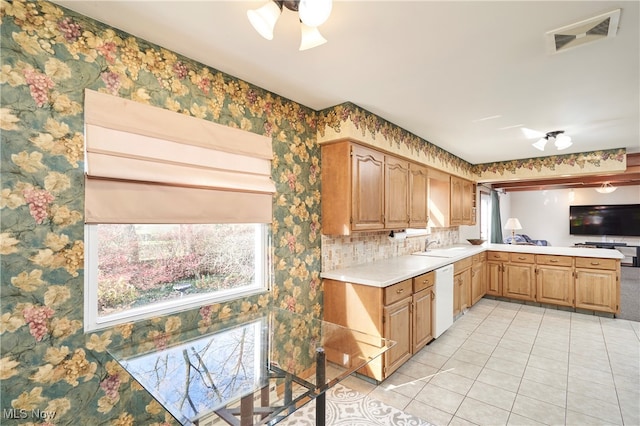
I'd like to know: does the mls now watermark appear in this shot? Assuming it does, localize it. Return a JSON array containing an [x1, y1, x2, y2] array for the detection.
[[3, 409, 56, 420]]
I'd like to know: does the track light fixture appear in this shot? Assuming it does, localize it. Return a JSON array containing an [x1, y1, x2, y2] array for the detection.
[[532, 130, 572, 151], [247, 0, 332, 50]]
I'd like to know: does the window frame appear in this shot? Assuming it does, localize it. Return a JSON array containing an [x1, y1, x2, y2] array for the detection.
[[84, 223, 270, 332]]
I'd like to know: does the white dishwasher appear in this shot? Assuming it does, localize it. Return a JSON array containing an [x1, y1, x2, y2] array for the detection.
[[433, 264, 454, 338]]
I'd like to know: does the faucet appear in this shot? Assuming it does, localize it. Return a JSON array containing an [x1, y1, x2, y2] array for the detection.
[[424, 238, 438, 252]]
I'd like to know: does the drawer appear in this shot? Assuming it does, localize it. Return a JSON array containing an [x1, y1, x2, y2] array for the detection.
[[575, 257, 618, 270], [473, 252, 487, 262], [510, 253, 535, 263], [536, 254, 573, 267], [454, 257, 473, 273], [384, 279, 412, 305], [413, 271, 435, 292], [487, 251, 509, 261]]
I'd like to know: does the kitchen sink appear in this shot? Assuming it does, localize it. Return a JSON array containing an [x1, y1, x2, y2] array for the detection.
[[412, 246, 471, 258]]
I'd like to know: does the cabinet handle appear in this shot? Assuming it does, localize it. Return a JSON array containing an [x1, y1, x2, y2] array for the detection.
[[550, 259, 558, 263], [591, 261, 600, 265], [423, 280, 430, 285], [396, 288, 405, 294], [518, 256, 526, 260]]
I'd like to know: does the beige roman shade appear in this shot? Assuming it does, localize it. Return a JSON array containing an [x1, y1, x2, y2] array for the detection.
[[84, 89, 275, 224]]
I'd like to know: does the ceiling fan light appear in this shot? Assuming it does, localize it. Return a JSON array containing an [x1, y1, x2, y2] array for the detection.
[[299, 23, 327, 51], [555, 134, 572, 150], [595, 182, 617, 194], [532, 138, 548, 151], [298, 0, 332, 27], [247, 1, 282, 40]]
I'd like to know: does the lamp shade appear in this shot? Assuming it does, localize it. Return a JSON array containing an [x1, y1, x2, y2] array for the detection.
[[554, 134, 572, 150], [247, 1, 282, 40], [504, 218, 522, 230], [532, 138, 548, 151], [298, 0, 332, 27], [299, 23, 327, 50]]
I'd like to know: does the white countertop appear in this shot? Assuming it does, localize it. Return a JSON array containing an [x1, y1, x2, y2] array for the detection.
[[320, 243, 624, 288]]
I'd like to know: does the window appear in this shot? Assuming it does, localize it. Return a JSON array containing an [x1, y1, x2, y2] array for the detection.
[[85, 223, 268, 331], [82, 90, 275, 332]]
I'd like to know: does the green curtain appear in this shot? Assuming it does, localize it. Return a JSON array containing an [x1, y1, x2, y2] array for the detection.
[[490, 190, 503, 243]]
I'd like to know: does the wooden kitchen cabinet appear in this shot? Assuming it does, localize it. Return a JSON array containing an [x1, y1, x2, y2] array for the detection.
[[574, 257, 620, 314], [409, 163, 429, 228], [450, 176, 475, 226], [486, 251, 507, 296], [321, 141, 385, 235], [536, 255, 574, 307], [453, 257, 472, 316], [503, 253, 536, 301], [428, 169, 450, 228], [412, 271, 435, 351], [385, 156, 410, 230], [450, 176, 463, 225], [323, 275, 432, 381], [470, 252, 486, 305]]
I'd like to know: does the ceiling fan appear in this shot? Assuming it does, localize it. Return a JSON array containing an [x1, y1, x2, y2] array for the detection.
[[521, 128, 572, 151]]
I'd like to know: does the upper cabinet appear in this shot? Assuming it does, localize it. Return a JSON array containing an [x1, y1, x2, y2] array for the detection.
[[427, 169, 450, 228], [321, 139, 475, 235], [409, 163, 429, 228], [385, 156, 410, 230], [451, 176, 476, 226]]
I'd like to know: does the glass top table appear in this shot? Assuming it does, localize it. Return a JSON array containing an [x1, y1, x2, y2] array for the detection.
[[108, 307, 394, 426]]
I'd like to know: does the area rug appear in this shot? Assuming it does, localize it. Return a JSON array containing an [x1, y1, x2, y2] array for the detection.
[[279, 384, 431, 426]]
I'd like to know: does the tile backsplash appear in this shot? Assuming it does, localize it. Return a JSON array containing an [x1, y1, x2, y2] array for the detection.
[[321, 227, 459, 271]]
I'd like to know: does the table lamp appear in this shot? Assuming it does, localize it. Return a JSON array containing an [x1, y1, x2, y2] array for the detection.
[[504, 218, 522, 244]]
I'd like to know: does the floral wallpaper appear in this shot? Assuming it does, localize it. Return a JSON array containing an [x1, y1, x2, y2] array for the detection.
[[1, 0, 321, 424], [317, 102, 476, 179]]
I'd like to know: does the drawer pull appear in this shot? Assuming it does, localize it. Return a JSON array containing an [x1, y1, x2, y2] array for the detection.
[[396, 288, 405, 294], [550, 259, 558, 263], [591, 261, 600, 265], [518, 256, 526, 260], [423, 280, 430, 285]]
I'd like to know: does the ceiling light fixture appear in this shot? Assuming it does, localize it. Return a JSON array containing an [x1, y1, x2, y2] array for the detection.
[[532, 130, 572, 151], [247, 0, 332, 50], [595, 182, 617, 194]]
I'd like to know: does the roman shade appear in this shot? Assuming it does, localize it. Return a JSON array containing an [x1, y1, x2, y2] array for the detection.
[[84, 89, 275, 224]]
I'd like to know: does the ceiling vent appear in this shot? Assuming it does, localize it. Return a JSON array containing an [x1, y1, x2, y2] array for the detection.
[[546, 9, 621, 54]]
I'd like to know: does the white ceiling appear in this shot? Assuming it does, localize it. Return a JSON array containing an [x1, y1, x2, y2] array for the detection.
[[54, 0, 640, 165]]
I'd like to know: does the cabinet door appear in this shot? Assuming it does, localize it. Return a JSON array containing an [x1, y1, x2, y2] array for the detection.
[[428, 169, 450, 228], [385, 156, 410, 229], [503, 263, 536, 301], [412, 288, 433, 352], [486, 261, 503, 296], [383, 298, 413, 377], [351, 145, 385, 231], [536, 265, 573, 307], [470, 261, 485, 305], [575, 268, 618, 313], [450, 176, 463, 225], [409, 163, 429, 228], [462, 179, 475, 225]]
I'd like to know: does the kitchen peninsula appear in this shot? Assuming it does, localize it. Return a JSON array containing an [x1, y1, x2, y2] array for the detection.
[[321, 243, 624, 382]]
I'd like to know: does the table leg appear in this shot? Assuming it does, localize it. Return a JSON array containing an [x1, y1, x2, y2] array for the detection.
[[240, 393, 253, 426], [315, 347, 326, 426]]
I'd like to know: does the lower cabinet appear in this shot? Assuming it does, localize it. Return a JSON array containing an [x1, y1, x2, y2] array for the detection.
[[536, 255, 574, 307], [453, 257, 472, 316], [470, 252, 486, 305], [574, 257, 619, 314], [323, 272, 434, 381], [503, 253, 536, 301], [383, 296, 412, 376], [486, 251, 507, 296]]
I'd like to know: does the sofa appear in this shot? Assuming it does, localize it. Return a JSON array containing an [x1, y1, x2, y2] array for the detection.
[[503, 234, 550, 246]]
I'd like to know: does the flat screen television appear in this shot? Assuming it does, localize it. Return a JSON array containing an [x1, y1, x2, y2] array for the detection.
[[570, 204, 640, 237]]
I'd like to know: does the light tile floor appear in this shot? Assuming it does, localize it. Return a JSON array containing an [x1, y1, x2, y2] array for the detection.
[[341, 298, 640, 426]]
